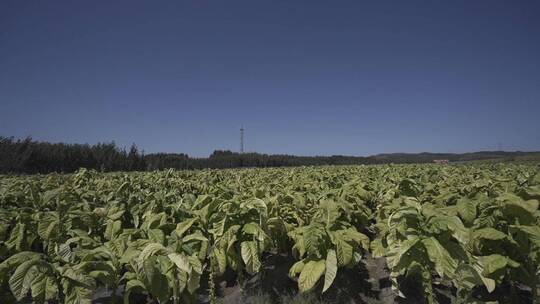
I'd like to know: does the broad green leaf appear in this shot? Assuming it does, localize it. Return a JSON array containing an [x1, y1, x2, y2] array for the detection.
[[177, 269, 188, 293], [388, 237, 420, 269], [57, 243, 73, 262], [214, 248, 227, 275], [0, 251, 42, 273], [342, 228, 370, 250], [147, 229, 165, 244], [187, 255, 203, 274], [176, 218, 197, 238], [240, 241, 261, 274], [104, 220, 122, 240], [298, 260, 325, 293], [30, 274, 58, 303], [317, 200, 340, 228], [37, 212, 59, 241], [467, 262, 497, 294], [108, 209, 125, 221], [510, 225, 540, 248], [64, 284, 93, 304], [454, 264, 484, 290], [61, 268, 95, 289], [322, 249, 337, 293], [456, 198, 476, 225], [304, 225, 324, 258], [335, 239, 353, 266], [187, 272, 201, 294], [138, 243, 167, 262], [421, 237, 457, 278], [168, 253, 191, 273], [472, 228, 507, 241], [479, 254, 519, 278], [242, 222, 267, 242], [142, 260, 170, 303], [289, 260, 305, 277], [370, 238, 386, 258], [9, 259, 42, 301], [241, 198, 268, 218]]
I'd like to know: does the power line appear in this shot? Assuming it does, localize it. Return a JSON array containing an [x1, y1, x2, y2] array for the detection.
[[240, 125, 244, 153]]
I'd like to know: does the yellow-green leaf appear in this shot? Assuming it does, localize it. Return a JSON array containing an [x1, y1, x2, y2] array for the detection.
[[323, 250, 337, 293], [298, 260, 325, 293]]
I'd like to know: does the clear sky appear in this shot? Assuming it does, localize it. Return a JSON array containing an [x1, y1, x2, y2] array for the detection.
[[1, 1, 539, 156]]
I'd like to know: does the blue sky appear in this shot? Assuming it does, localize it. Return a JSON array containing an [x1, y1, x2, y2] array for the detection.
[[1, 0, 539, 156]]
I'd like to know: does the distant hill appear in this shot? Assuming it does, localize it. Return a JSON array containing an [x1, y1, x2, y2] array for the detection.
[[144, 150, 540, 171], [369, 151, 540, 163]]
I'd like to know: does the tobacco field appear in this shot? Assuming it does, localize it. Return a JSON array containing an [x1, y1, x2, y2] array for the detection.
[[0, 164, 539, 304]]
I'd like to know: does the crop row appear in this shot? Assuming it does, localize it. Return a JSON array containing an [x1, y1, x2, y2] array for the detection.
[[0, 164, 539, 303]]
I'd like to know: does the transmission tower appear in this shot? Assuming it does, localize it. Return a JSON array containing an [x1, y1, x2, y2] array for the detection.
[[240, 125, 244, 153]]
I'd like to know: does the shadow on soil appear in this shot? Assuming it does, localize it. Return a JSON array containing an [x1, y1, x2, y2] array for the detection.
[[95, 253, 535, 304], [219, 252, 395, 304]]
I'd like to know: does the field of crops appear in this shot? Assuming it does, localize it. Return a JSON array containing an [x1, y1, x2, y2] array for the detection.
[[1, 164, 539, 304]]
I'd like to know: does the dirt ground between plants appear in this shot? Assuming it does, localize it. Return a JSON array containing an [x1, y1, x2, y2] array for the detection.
[[93, 253, 535, 304]]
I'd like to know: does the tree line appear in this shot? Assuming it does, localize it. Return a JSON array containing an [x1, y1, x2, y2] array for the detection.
[[1, 136, 537, 174], [0, 137, 383, 173], [0, 137, 145, 174]]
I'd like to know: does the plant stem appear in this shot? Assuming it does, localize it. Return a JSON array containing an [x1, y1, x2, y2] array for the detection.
[[172, 268, 179, 304], [209, 253, 216, 304]]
